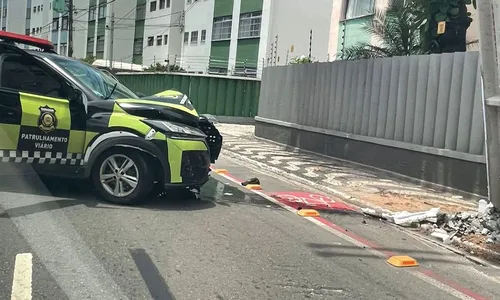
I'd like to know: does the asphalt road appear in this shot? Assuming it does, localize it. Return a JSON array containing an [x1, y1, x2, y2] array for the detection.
[[1, 156, 500, 300]]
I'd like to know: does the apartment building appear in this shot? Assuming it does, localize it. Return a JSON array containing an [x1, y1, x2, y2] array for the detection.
[[329, 0, 480, 59]]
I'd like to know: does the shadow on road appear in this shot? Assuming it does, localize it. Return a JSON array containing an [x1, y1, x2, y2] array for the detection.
[[307, 242, 471, 266], [0, 163, 218, 216]]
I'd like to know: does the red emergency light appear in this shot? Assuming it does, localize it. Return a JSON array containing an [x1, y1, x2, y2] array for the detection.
[[0, 31, 55, 52]]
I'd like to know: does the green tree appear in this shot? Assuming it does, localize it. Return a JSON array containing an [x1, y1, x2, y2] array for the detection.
[[341, 0, 477, 60], [341, 0, 425, 60]]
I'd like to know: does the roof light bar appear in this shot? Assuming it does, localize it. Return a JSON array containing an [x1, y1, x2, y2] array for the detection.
[[0, 31, 54, 51]]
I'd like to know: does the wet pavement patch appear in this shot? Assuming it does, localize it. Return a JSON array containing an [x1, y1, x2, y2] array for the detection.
[[200, 177, 282, 209]]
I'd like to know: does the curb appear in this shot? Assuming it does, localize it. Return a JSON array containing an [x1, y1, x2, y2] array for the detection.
[[250, 134, 483, 204], [220, 148, 500, 268]]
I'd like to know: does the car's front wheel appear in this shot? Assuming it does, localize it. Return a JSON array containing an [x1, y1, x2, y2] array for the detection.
[[91, 149, 154, 205]]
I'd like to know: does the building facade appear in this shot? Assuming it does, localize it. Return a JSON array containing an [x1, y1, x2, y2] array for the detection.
[[1, 0, 479, 78]]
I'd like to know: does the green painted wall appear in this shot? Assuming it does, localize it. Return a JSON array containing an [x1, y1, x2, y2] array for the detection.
[[214, 0, 233, 18], [97, 19, 106, 36], [210, 40, 231, 69], [132, 55, 143, 65], [236, 38, 259, 68], [87, 21, 95, 38], [134, 20, 145, 39], [337, 16, 372, 56], [240, 0, 262, 14], [117, 73, 260, 117]]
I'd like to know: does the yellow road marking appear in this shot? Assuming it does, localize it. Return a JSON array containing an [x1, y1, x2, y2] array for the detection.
[[11, 253, 32, 300]]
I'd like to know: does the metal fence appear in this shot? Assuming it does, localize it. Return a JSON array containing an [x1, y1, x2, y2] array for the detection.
[[257, 52, 484, 160], [117, 72, 261, 118]]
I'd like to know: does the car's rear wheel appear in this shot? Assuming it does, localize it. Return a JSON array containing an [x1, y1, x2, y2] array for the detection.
[[91, 149, 154, 205]]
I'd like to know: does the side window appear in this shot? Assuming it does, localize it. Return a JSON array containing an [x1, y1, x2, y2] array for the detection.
[[0, 55, 66, 98]]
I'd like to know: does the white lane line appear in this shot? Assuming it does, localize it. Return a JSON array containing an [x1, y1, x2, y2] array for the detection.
[[11, 253, 32, 300]]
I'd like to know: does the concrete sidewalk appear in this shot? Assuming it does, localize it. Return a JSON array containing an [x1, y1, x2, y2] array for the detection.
[[218, 124, 480, 215]]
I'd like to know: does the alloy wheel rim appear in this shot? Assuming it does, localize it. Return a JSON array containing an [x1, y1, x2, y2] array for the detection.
[[99, 154, 139, 197]]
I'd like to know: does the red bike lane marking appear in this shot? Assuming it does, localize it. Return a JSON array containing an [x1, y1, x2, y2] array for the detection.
[[269, 191, 356, 212], [211, 169, 489, 299]]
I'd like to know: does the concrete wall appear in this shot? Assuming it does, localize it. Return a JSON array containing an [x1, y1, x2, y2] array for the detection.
[[256, 52, 487, 195]]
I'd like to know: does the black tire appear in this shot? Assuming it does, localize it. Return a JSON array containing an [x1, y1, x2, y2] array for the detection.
[[91, 148, 154, 205]]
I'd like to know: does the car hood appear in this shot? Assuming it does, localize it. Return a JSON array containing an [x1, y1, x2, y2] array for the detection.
[[114, 98, 200, 128]]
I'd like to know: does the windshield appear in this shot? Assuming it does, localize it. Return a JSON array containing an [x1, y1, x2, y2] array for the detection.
[[47, 56, 139, 100]]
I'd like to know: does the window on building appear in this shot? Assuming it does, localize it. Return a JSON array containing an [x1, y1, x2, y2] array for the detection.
[[96, 36, 105, 52], [167, 0, 171, 8], [156, 35, 163, 46], [98, 4, 106, 19], [164, 34, 168, 45], [62, 17, 68, 30], [201, 30, 206, 43], [52, 18, 59, 31], [89, 6, 96, 21], [3, 7, 7, 17], [37, 6, 40, 12], [147, 36, 154, 46], [25, 29, 30, 35], [238, 11, 261, 38], [32, 28, 35, 34], [190, 31, 198, 45], [159, 0, 165, 9], [136, 3, 146, 20], [60, 43, 67, 55], [187, 0, 192, 4], [1, 56, 65, 98], [26, 8, 31, 19], [345, 0, 375, 19], [41, 5, 43, 11], [33, 7, 36, 13], [212, 16, 232, 41], [150, 1, 157, 12], [184, 32, 189, 44], [87, 37, 94, 53], [134, 39, 143, 54], [36, 28, 39, 34]]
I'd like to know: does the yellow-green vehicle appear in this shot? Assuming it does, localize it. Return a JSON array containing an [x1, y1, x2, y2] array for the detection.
[[0, 32, 222, 205]]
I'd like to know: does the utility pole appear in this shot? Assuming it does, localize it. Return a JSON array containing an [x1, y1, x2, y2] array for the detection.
[[107, 2, 115, 70], [477, 0, 500, 207], [67, 0, 74, 57]]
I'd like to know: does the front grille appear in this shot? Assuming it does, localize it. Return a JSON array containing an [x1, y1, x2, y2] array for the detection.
[[198, 121, 223, 163], [180, 151, 210, 183]]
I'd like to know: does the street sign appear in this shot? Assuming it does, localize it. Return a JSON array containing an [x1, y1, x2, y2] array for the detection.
[[437, 21, 446, 34], [52, 0, 67, 13]]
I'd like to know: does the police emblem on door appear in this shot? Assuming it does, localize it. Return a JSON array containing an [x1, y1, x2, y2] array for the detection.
[[38, 106, 57, 133]]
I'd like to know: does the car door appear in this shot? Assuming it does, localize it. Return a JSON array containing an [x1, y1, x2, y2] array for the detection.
[[0, 51, 84, 166]]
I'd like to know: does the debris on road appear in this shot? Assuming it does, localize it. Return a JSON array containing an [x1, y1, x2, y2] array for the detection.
[[241, 177, 260, 186], [361, 200, 500, 247]]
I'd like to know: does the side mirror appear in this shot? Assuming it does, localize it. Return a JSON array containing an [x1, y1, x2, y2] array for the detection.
[[136, 92, 146, 98], [68, 88, 84, 103]]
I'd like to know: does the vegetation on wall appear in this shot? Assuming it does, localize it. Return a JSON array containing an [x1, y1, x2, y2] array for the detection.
[[80, 56, 97, 65], [143, 62, 185, 72]]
